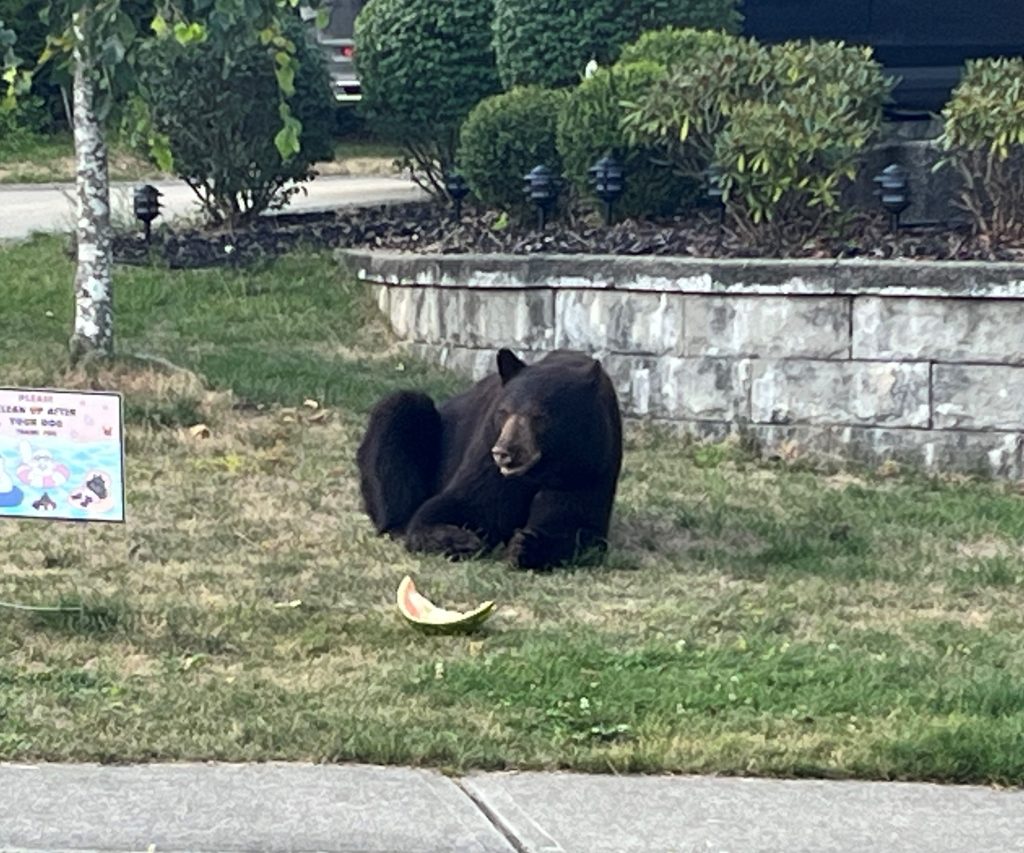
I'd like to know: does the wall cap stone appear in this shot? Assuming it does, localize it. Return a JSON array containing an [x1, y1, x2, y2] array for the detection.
[[338, 249, 1024, 299]]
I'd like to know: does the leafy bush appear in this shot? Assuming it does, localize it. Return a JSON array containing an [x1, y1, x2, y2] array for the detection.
[[0, 0, 65, 131], [556, 61, 695, 219], [492, 0, 741, 90], [939, 57, 1024, 241], [457, 86, 567, 218], [623, 31, 891, 244], [618, 24, 741, 67], [141, 15, 335, 228], [620, 28, 765, 186], [714, 41, 891, 235], [355, 0, 500, 198]]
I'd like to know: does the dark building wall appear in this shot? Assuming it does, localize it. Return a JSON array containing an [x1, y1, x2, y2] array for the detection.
[[742, 0, 1024, 112]]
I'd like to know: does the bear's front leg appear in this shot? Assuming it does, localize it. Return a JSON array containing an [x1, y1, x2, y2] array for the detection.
[[404, 493, 488, 561], [406, 524, 485, 560], [508, 489, 612, 571]]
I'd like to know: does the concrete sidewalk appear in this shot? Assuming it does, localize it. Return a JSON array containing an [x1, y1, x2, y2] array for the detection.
[[0, 175, 426, 241], [2, 763, 1023, 852]]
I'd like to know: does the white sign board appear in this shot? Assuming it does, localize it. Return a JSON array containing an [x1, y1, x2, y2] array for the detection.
[[0, 388, 125, 523]]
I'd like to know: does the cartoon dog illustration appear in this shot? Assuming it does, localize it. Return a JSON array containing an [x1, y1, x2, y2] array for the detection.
[[69, 470, 115, 514]]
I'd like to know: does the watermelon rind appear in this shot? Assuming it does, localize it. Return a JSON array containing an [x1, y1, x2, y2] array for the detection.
[[396, 575, 495, 635]]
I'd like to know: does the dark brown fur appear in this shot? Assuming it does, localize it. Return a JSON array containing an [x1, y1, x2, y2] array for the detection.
[[356, 349, 623, 570]]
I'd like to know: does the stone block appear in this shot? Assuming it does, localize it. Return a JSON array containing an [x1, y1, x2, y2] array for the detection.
[[933, 364, 1024, 430], [371, 284, 389, 317], [386, 287, 444, 344], [683, 295, 850, 358], [406, 344, 497, 381], [656, 357, 752, 422], [458, 289, 555, 351], [750, 360, 930, 427], [554, 290, 683, 355], [751, 424, 1023, 478], [854, 296, 1024, 363], [602, 354, 660, 417]]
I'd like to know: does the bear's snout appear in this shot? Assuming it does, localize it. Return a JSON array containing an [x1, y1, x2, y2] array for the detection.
[[492, 414, 541, 477]]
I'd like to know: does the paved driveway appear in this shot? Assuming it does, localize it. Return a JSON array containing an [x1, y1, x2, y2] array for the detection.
[[0, 175, 426, 240]]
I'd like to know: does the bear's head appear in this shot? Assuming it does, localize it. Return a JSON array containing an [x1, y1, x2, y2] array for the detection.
[[489, 348, 610, 482]]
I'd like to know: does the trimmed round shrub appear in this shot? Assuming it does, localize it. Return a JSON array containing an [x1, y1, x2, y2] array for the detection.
[[492, 0, 741, 90], [557, 61, 696, 219], [457, 86, 568, 218], [618, 24, 743, 68], [355, 0, 500, 197], [143, 15, 335, 227]]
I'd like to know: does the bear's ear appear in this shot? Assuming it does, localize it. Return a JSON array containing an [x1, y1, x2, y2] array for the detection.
[[589, 359, 603, 383], [497, 348, 526, 384]]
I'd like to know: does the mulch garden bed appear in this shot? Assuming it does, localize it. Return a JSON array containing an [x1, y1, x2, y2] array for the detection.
[[111, 200, 1024, 270]]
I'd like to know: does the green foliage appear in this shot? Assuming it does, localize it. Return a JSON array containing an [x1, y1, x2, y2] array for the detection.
[[355, 0, 500, 198], [938, 57, 1024, 241], [621, 29, 768, 185], [0, 1, 64, 128], [457, 85, 567, 218], [715, 41, 890, 232], [140, 14, 334, 228], [556, 61, 696, 219], [618, 23, 741, 68], [623, 31, 891, 244], [492, 0, 741, 90]]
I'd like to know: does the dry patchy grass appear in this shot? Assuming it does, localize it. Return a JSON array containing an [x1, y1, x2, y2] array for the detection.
[[3, 238, 1024, 783]]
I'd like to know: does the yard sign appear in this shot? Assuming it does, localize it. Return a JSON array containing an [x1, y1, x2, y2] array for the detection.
[[0, 388, 125, 523]]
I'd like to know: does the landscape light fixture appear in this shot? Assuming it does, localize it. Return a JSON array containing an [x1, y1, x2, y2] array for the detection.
[[705, 163, 726, 224], [588, 153, 625, 226], [523, 164, 559, 231], [133, 184, 163, 244], [874, 163, 911, 232], [444, 170, 470, 222]]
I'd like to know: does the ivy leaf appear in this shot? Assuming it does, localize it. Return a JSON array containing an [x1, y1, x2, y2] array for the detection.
[[273, 50, 295, 95], [274, 103, 302, 158]]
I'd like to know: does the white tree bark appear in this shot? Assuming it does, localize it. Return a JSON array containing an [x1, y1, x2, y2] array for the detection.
[[69, 5, 114, 364]]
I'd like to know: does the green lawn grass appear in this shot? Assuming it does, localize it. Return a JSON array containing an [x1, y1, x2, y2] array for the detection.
[[2, 236, 1024, 783], [0, 131, 401, 184]]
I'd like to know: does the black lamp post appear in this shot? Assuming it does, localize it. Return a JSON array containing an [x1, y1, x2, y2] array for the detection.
[[588, 153, 625, 226], [705, 163, 725, 224], [523, 164, 559, 231], [873, 163, 910, 232], [444, 170, 470, 222], [133, 184, 163, 244]]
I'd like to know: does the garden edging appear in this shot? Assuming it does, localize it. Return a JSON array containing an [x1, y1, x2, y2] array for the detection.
[[339, 249, 1024, 479]]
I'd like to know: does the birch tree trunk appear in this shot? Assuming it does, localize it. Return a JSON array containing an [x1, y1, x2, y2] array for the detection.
[[68, 5, 114, 365]]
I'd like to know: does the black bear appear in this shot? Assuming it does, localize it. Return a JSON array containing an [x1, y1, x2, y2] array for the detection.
[[357, 348, 623, 570]]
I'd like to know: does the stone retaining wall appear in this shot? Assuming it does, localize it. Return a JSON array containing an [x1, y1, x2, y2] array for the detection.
[[339, 250, 1024, 479]]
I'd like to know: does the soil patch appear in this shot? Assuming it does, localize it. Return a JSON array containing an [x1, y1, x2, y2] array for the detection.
[[111, 201, 1024, 270]]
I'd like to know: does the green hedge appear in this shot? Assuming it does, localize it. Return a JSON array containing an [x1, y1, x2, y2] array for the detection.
[[355, 0, 500, 197], [457, 86, 568, 218], [492, 0, 740, 90], [557, 61, 696, 219]]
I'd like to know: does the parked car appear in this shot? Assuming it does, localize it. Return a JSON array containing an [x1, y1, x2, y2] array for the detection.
[[305, 0, 366, 103], [742, 0, 1024, 114]]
